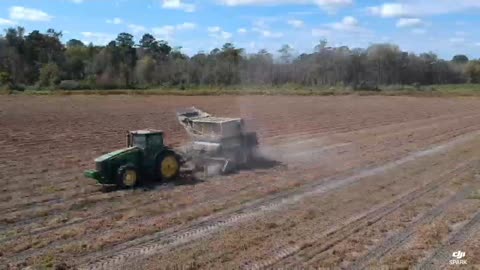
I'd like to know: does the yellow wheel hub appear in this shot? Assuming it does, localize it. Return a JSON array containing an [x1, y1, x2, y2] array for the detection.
[[161, 156, 179, 179], [123, 170, 137, 187]]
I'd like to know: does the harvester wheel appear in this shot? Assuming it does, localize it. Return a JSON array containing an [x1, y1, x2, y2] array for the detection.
[[158, 153, 180, 181], [117, 165, 139, 188]]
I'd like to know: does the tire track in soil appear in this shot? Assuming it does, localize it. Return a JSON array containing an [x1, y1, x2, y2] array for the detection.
[[0, 183, 179, 244], [3, 112, 478, 239], [2, 107, 479, 235], [416, 210, 480, 270], [0, 126, 436, 236], [72, 130, 480, 270], [242, 160, 472, 270], [2, 109, 477, 206], [3, 104, 480, 266], [265, 110, 480, 146], [346, 186, 475, 270], [2, 117, 479, 268], [1, 159, 291, 246]]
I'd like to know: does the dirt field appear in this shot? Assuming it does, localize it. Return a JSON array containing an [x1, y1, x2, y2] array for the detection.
[[1, 95, 480, 269]]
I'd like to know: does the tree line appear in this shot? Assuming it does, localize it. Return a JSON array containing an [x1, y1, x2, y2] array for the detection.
[[1, 26, 480, 91]]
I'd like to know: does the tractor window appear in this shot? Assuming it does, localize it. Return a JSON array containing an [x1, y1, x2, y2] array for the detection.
[[132, 135, 146, 149], [149, 135, 163, 146]]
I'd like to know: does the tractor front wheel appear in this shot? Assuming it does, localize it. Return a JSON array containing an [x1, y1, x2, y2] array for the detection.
[[117, 165, 139, 188], [158, 153, 180, 181]]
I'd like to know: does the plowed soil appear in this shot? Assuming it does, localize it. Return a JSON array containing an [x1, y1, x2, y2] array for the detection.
[[1, 95, 480, 269]]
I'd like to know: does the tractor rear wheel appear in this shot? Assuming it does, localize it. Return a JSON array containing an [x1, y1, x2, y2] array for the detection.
[[158, 153, 180, 181], [117, 165, 139, 188]]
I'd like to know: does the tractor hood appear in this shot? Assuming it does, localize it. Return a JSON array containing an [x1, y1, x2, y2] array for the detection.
[[94, 147, 138, 163]]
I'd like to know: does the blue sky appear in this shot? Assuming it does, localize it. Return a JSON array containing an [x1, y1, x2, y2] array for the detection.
[[0, 0, 479, 59]]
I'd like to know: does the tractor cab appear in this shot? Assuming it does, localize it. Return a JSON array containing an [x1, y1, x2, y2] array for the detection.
[[127, 129, 164, 150]]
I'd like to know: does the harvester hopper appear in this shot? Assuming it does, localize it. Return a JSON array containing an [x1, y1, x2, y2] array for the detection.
[[177, 107, 259, 175]]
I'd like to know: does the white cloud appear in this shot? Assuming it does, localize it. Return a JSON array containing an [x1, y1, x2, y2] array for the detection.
[[330, 16, 360, 31], [71, 0, 84, 3], [368, 3, 409, 18], [449, 37, 465, 43], [9, 6, 53, 22], [162, 0, 196, 12], [287, 19, 304, 28], [315, 0, 352, 11], [208, 26, 221, 32], [152, 22, 197, 40], [81, 32, 115, 45], [252, 18, 274, 29], [128, 24, 147, 34], [207, 26, 233, 40], [263, 30, 283, 38], [380, 36, 391, 42], [221, 32, 233, 39], [312, 16, 369, 38], [106, 17, 123, 24], [152, 25, 176, 39], [0, 18, 16, 25], [288, 10, 318, 16], [252, 28, 284, 38], [396, 18, 424, 28], [249, 17, 284, 38], [411, 28, 427, 35], [369, 1, 480, 18], [237, 28, 248, 34], [218, 0, 352, 11], [312, 28, 331, 37], [176, 22, 197, 30], [475, 42, 480, 47]]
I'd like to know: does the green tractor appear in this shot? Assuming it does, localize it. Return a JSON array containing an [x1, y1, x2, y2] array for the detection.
[[84, 129, 183, 188]]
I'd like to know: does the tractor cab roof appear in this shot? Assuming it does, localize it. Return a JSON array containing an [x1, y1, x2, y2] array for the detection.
[[130, 129, 164, 135]]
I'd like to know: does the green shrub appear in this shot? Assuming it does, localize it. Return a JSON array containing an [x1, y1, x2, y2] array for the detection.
[[39, 63, 60, 88], [354, 81, 380, 91], [96, 73, 122, 89], [59, 80, 80, 90], [412, 82, 421, 91], [0, 72, 11, 85], [10, 84, 26, 91], [466, 61, 480, 83]]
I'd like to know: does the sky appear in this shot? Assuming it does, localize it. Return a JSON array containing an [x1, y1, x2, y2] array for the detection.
[[0, 0, 479, 59]]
